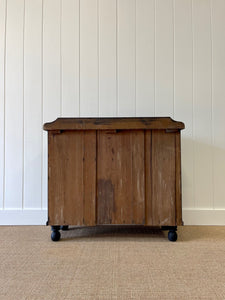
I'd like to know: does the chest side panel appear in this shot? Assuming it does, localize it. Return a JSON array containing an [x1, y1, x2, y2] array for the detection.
[[150, 130, 176, 226], [48, 130, 96, 226]]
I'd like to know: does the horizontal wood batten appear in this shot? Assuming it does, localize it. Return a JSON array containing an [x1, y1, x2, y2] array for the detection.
[[43, 117, 185, 131]]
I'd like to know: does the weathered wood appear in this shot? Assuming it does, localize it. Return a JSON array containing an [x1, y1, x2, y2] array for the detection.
[[43, 117, 185, 131], [97, 130, 145, 224], [96, 130, 115, 224], [48, 130, 96, 226], [151, 130, 176, 226], [45, 117, 184, 232], [145, 130, 153, 225], [83, 131, 96, 225], [175, 131, 183, 225], [131, 131, 145, 224]]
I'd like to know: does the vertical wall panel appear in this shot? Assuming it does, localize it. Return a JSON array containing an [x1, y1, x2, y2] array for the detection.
[[136, 0, 155, 117], [174, 0, 194, 208], [42, 0, 61, 209], [4, 0, 24, 209], [80, 0, 98, 116], [117, 0, 135, 116], [211, 0, 225, 208], [43, 0, 61, 122], [0, 0, 6, 208], [155, 0, 174, 116], [99, 0, 117, 116], [24, 0, 42, 209], [193, 0, 213, 208], [1, 0, 225, 224], [61, 0, 80, 117]]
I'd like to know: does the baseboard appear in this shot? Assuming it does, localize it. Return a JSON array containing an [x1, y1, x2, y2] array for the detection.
[[0, 209, 224, 225], [0, 209, 48, 225], [183, 208, 225, 225]]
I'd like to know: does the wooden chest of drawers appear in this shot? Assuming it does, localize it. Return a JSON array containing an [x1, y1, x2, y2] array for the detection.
[[44, 117, 185, 241]]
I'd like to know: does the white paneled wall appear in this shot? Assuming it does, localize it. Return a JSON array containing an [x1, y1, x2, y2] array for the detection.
[[99, 0, 117, 116], [61, 0, 80, 117], [174, 0, 194, 208], [0, 0, 6, 210], [155, 0, 174, 117], [0, 0, 225, 225], [212, 0, 225, 209], [136, 0, 154, 116], [4, 0, 24, 209], [24, 0, 42, 209]]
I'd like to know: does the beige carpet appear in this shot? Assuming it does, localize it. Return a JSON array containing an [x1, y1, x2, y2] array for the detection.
[[0, 225, 225, 300]]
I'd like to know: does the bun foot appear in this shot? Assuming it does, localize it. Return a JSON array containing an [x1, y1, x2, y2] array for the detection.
[[168, 230, 177, 242], [51, 226, 61, 242]]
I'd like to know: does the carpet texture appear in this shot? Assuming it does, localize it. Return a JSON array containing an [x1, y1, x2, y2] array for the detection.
[[0, 225, 225, 299]]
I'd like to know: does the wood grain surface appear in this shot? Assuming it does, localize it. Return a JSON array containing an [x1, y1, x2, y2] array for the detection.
[[175, 131, 183, 225], [145, 130, 153, 225], [48, 130, 96, 225], [151, 130, 176, 226], [97, 130, 145, 224], [44, 117, 185, 131], [46, 118, 183, 227]]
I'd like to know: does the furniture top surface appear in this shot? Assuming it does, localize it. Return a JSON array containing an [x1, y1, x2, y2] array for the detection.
[[43, 117, 185, 131]]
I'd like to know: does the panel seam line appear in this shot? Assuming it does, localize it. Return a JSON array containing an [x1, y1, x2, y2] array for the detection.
[[3, 0, 8, 210], [22, 0, 26, 210]]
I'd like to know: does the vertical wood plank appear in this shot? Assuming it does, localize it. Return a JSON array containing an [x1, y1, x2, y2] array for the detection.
[[145, 130, 153, 225], [4, 0, 24, 208], [48, 132, 61, 225], [113, 132, 132, 224], [211, 0, 225, 208], [136, 0, 155, 117], [175, 132, 182, 225], [80, 0, 98, 116], [174, 0, 194, 208], [155, 0, 174, 116], [99, 0, 117, 116], [48, 131, 96, 225], [193, 0, 213, 208], [112, 131, 133, 223], [65, 131, 84, 225], [97, 130, 115, 224], [117, 0, 135, 116], [131, 131, 145, 224], [0, 0, 6, 208], [42, 0, 61, 209], [83, 131, 96, 225], [97, 130, 145, 224], [24, 0, 42, 209], [61, 0, 80, 117], [151, 130, 176, 226], [48, 131, 83, 225]]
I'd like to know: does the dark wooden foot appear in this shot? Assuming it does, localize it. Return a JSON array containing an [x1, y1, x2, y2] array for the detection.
[[51, 226, 61, 242], [60, 225, 69, 231]]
